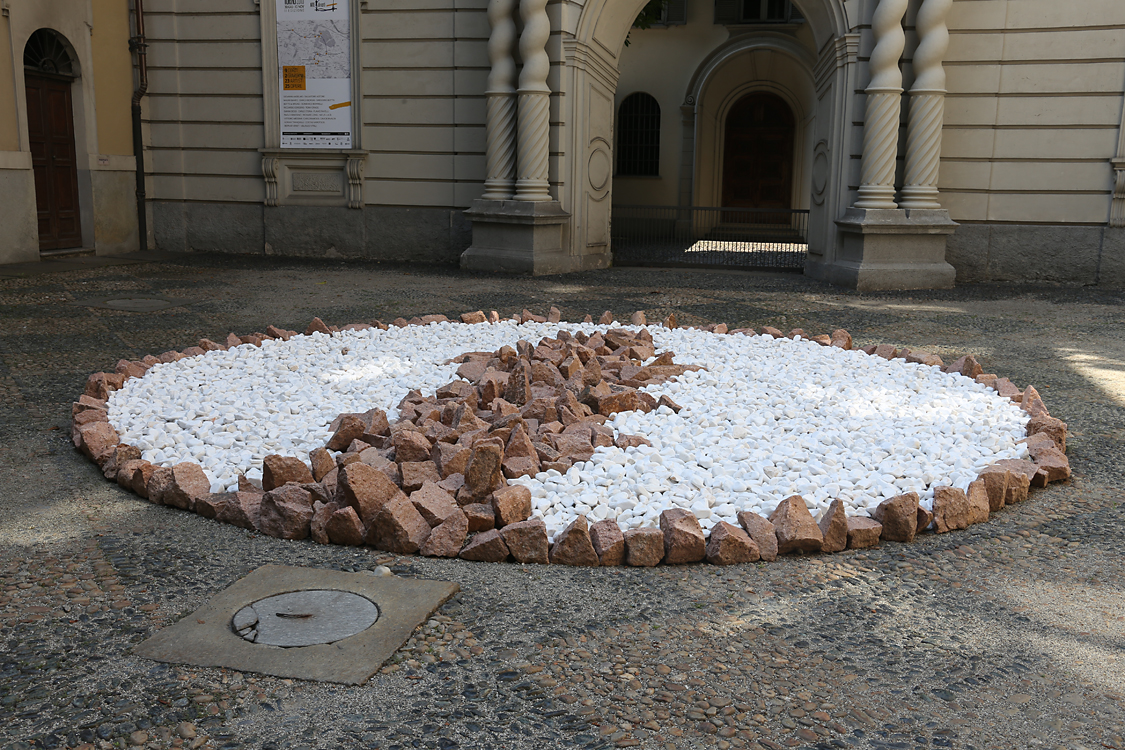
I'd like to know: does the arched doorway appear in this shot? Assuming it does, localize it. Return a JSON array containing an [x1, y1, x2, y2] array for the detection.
[[23, 29, 83, 252], [721, 92, 795, 210]]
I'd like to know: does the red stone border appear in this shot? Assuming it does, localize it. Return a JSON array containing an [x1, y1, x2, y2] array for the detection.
[[73, 309, 1071, 566]]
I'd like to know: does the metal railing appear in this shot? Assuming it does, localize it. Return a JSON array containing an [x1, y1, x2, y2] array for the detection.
[[611, 205, 809, 269]]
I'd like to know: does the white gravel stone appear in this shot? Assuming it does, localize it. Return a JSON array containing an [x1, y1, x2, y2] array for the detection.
[[107, 322, 1029, 542]]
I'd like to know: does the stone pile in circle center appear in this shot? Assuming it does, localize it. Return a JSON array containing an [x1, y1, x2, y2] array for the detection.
[[290, 325, 697, 558]]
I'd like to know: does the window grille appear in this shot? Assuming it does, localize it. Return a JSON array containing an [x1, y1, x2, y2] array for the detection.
[[617, 93, 661, 177], [23, 29, 76, 77]]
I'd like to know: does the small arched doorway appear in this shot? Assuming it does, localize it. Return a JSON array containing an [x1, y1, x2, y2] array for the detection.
[[23, 29, 83, 252], [720, 92, 795, 210]]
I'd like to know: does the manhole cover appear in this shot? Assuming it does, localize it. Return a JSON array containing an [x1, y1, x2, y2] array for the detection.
[[232, 590, 379, 647], [103, 297, 175, 312]]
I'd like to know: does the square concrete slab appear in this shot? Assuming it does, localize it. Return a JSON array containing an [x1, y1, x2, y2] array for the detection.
[[134, 565, 459, 685]]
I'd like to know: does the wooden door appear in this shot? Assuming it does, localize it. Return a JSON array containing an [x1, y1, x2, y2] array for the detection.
[[25, 72, 83, 251], [721, 92, 795, 211]]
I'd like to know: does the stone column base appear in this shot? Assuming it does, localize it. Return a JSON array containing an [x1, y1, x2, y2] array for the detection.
[[805, 208, 958, 291], [461, 199, 582, 275]]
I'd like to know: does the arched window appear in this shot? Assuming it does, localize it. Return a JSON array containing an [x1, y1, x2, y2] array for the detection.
[[616, 93, 661, 177], [23, 29, 77, 77]]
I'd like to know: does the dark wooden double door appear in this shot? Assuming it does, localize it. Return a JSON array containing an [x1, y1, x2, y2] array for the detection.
[[25, 72, 82, 251], [721, 92, 794, 212]]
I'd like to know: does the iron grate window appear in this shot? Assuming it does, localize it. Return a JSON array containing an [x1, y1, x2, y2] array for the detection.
[[617, 92, 661, 177], [23, 28, 76, 77]]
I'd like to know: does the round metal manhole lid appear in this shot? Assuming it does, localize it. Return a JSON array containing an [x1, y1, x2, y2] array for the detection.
[[232, 590, 379, 648], [102, 297, 176, 312]]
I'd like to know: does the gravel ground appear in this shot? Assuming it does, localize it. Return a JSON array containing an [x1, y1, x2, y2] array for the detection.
[[1, 254, 1123, 750]]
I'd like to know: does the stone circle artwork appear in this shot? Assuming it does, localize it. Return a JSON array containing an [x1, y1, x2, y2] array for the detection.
[[73, 309, 1071, 567]]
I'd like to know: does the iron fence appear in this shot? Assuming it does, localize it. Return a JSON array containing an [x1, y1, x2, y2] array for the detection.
[[611, 205, 809, 269]]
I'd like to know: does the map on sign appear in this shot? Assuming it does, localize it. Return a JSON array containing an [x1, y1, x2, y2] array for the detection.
[[275, 0, 352, 149], [277, 20, 350, 80]]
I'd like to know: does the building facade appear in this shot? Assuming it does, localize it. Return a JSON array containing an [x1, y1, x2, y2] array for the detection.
[[1, 0, 1123, 287], [0, 0, 138, 264]]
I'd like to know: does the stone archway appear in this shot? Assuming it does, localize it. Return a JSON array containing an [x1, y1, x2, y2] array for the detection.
[[565, 0, 852, 261], [464, 0, 854, 273]]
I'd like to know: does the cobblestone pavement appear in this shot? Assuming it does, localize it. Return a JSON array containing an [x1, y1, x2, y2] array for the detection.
[[1, 254, 1123, 750]]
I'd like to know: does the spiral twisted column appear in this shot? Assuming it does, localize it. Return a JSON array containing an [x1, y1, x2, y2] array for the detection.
[[514, 0, 552, 202], [900, 0, 953, 210], [482, 0, 518, 201], [854, 0, 909, 210]]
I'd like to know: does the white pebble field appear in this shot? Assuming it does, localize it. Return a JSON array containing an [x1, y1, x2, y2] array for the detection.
[[106, 321, 1030, 542]]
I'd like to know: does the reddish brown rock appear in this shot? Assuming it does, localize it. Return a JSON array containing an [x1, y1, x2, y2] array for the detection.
[[419, 508, 469, 557], [116, 458, 148, 488], [705, 522, 759, 565], [103, 445, 141, 480], [500, 518, 550, 564], [84, 372, 126, 400], [623, 528, 664, 567], [432, 442, 471, 478], [309, 447, 336, 481], [830, 329, 853, 349], [990, 459, 1035, 503], [1030, 444, 1071, 483], [213, 491, 262, 530], [463, 442, 504, 500], [872, 492, 919, 543], [846, 517, 883, 549], [460, 529, 509, 562], [262, 454, 314, 491], [193, 493, 227, 519], [976, 466, 1010, 511], [393, 429, 433, 463], [72, 394, 107, 415], [873, 344, 898, 360], [917, 505, 934, 533], [326, 414, 365, 452], [366, 495, 431, 554], [1020, 384, 1049, 418], [504, 358, 533, 406], [73, 408, 108, 429], [550, 516, 600, 566], [76, 421, 119, 463], [325, 505, 366, 546], [130, 462, 157, 498], [932, 486, 970, 533], [946, 354, 983, 379], [1026, 414, 1067, 452], [463, 503, 496, 532], [966, 480, 990, 525], [146, 466, 174, 504], [400, 461, 441, 493], [163, 463, 212, 511], [491, 485, 531, 527], [336, 462, 405, 525], [660, 509, 706, 564], [410, 482, 460, 527], [589, 519, 625, 566], [461, 310, 487, 324], [310, 501, 340, 544], [737, 511, 779, 562], [305, 317, 332, 335], [768, 496, 823, 554], [596, 390, 652, 416], [817, 499, 848, 553], [258, 484, 315, 539], [501, 456, 538, 479]]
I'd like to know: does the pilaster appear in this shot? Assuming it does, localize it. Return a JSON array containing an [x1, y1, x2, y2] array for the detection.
[[514, 0, 552, 202]]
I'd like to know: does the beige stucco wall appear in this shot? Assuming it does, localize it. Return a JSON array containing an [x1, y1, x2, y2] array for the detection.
[[0, 13, 19, 152], [91, 0, 135, 157]]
